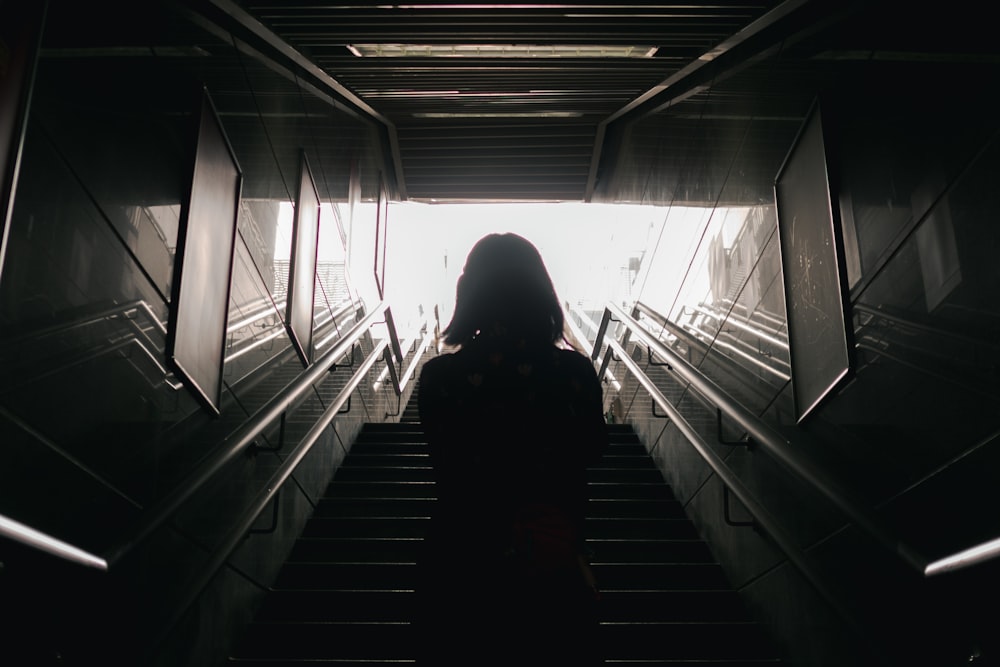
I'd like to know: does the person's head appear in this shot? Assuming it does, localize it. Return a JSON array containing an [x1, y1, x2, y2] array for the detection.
[[443, 233, 564, 347]]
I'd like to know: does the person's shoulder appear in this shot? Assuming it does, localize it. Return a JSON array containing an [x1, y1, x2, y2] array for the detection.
[[553, 346, 595, 369], [419, 349, 465, 382]]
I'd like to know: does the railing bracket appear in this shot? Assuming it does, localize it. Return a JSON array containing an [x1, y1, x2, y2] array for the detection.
[[249, 491, 279, 535], [251, 413, 287, 454], [723, 486, 755, 528], [385, 394, 401, 419], [331, 343, 358, 371], [647, 346, 672, 369], [717, 408, 752, 448]]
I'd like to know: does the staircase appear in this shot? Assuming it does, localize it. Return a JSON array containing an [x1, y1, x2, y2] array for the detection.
[[229, 401, 782, 665]]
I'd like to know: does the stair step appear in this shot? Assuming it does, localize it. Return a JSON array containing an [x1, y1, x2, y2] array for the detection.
[[359, 422, 424, 432], [322, 481, 436, 499], [587, 467, 668, 483], [312, 497, 438, 518], [229, 660, 778, 667], [585, 517, 700, 539], [587, 498, 686, 519], [590, 562, 731, 589], [599, 621, 778, 660], [300, 516, 430, 539], [333, 466, 436, 482], [596, 453, 662, 469], [346, 442, 427, 455], [598, 589, 754, 622], [274, 563, 419, 590], [340, 454, 430, 467], [588, 481, 676, 500], [232, 621, 778, 663], [231, 421, 781, 665], [232, 622, 416, 660], [286, 537, 424, 563], [254, 590, 417, 622], [353, 431, 427, 445], [587, 538, 714, 563]]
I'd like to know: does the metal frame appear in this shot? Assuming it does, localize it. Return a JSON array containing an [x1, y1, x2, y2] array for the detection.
[[373, 171, 389, 299], [774, 98, 855, 423], [286, 150, 321, 366], [166, 88, 243, 414]]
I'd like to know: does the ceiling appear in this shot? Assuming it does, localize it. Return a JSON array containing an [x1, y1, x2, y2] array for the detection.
[[217, 0, 840, 202], [36, 0, 1000, 205]]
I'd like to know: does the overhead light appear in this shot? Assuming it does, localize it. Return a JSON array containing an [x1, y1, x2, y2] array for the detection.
[[347, 44, 658, 58], [413, 111, 584, 118]]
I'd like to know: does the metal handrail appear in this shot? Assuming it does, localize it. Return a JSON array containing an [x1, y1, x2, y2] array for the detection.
[[0, 299, 161, 345], [0, 302, 413, 573], [314, 300, 366, 351], [393, 316, 436, 394], [226, 298, 284, 334], [149, 335, 392, 656], [598, 329, 862, 631], [103, 303, 389, 567], [679, 321, 790, 382], [630, 302, 782, 409], [596, 301, 1000, 577], [0, 512, 107, 571], [690, 303, 789, 350], [607, 301, 916, 566]]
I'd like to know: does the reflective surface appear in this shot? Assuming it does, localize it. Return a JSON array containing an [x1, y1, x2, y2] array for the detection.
[[594, 28, 1000, 667], [0, 4, 387, 664]]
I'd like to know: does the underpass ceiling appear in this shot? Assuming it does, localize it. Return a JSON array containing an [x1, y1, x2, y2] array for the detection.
[[38, 0, 1000, 206], [232, 0, 790, 202], [225, 0, 1000, 205]]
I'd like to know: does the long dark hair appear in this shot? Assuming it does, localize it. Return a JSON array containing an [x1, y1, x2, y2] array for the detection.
[[442, 233, 565, 347]]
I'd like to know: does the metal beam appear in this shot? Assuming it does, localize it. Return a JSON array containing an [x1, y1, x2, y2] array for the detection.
[[190, 0, 408, 199], [585, 0, 857, 201]]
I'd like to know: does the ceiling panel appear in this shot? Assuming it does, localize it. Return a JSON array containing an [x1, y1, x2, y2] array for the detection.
[[234, 0, 788, 201]]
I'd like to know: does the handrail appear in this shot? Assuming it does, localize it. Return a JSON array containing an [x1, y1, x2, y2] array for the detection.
[[103, 303, 389, 567], [631, 301, 783, 407], [226, 298, 284, 334], [597, 301, 1000, 577], [0, 302, 397, 571], [314, 300, 366, 351], [633, 301, 704, 357], [149, 335, 392, 656], [598, 329, 862, 631], [0, 512, 107, 571], [690, 303, 789, 350], [394, 316, 435, 393], [598, 303, 930, 569], [565, 306, 621, 392], [374, 309, 436, 399], [854, 302, 1000, 350], [0, 298, 161, 345], [679, 321, 790, 382], [0, 300, 176, 393]]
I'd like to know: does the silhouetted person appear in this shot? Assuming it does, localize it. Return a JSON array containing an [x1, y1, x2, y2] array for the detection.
[[417, 233, 608, 665]]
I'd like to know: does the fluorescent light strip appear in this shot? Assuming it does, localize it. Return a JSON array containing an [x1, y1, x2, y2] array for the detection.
[[413, 111, 583, 118], [348, 44, 657, 58]]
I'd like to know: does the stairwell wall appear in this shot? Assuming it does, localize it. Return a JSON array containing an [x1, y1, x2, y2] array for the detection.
[[610, 25, 1000, 667], [0, 4, 393, 665]]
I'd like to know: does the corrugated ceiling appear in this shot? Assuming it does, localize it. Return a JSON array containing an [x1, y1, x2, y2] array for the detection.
[[232, 0, 792, 201]]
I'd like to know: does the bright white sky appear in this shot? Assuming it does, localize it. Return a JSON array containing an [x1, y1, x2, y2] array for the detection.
[[381, 201, 664, 324], [278, 200, 715, 334]]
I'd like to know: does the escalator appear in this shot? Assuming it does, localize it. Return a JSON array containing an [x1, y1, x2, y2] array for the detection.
[[229, 395, 782, 665]]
